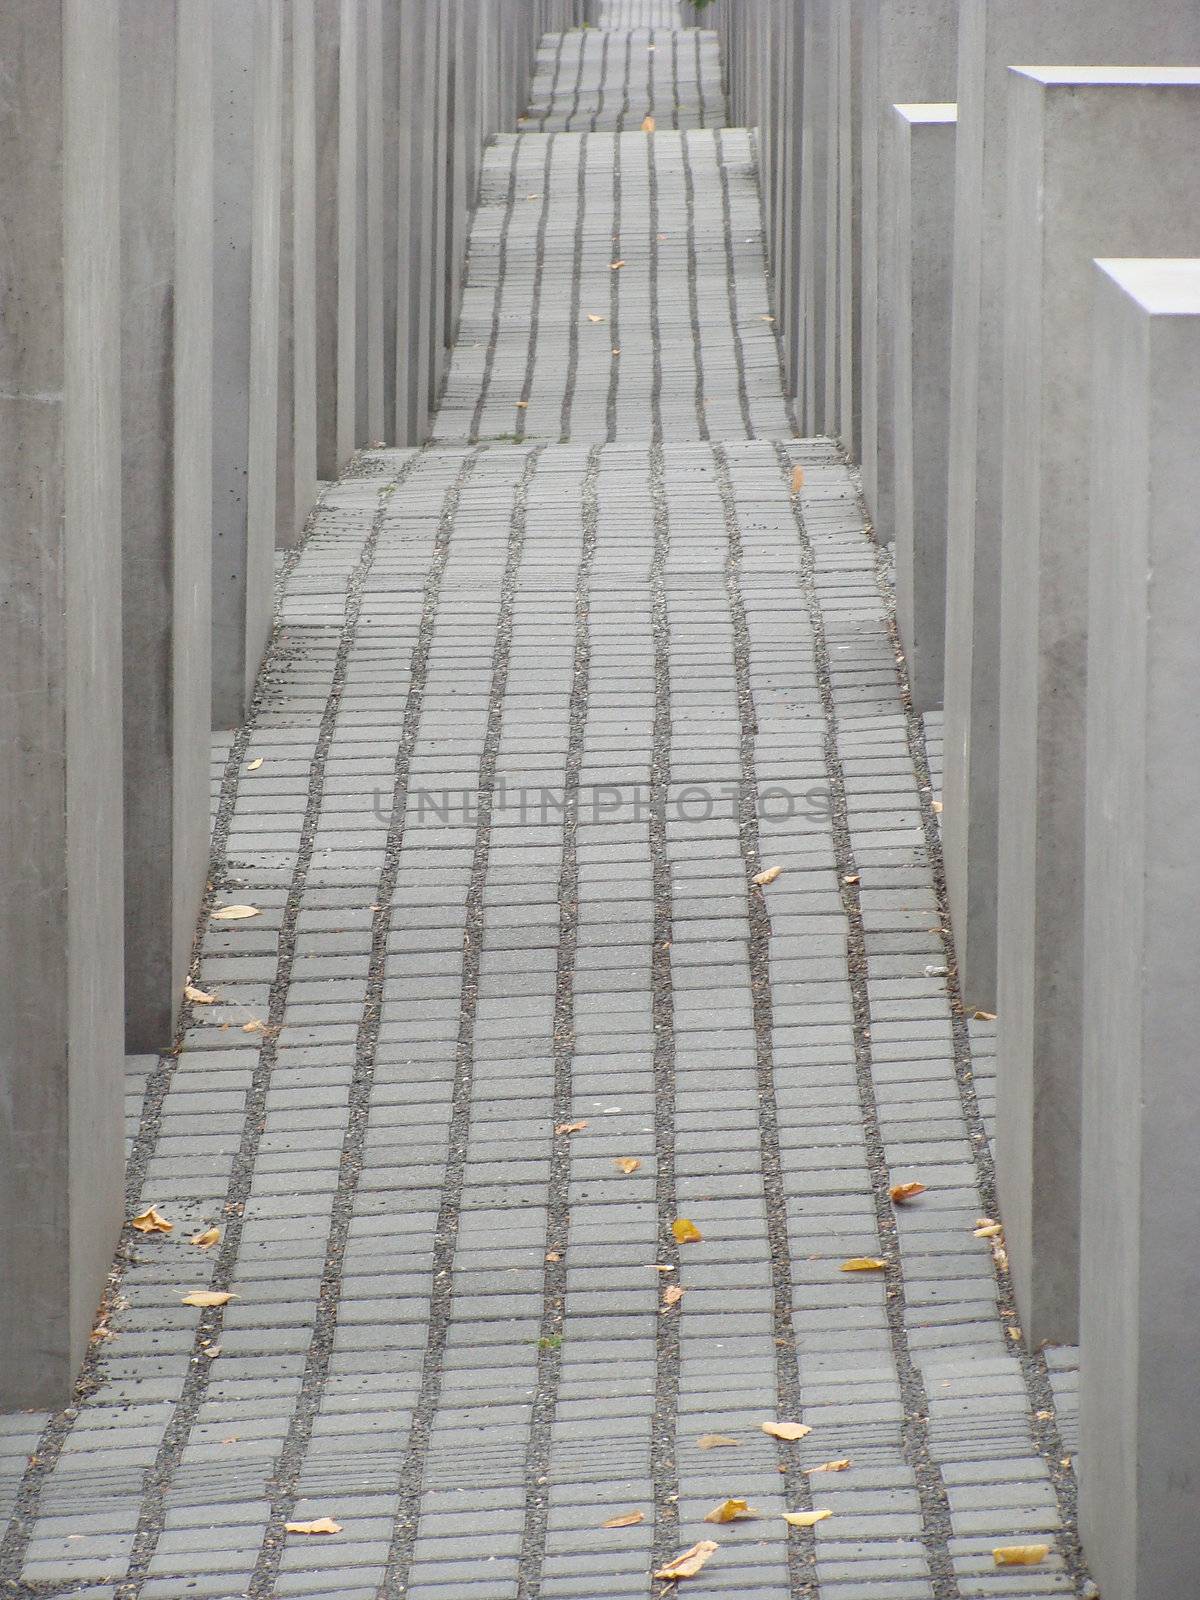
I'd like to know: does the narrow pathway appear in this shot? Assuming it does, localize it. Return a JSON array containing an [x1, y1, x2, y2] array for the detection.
[[0, 14, 1082, 1600]]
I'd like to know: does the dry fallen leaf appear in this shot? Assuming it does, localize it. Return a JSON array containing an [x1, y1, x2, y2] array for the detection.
[[184, 985, 217, 1006], [555, 1120, 588, 1136], [890, 1182, 927, 1205], [211, 904, 260, 921], [285, 1518, 342, 1536], [515, 400, 529, 409], [790, 465, 804, 495], [610, 259, 625, 270], [672, 1218, 703, 1245], [840, 1258, 887, 1273], [190, 1227, 221, 1250], [242, 1019, 268, 1034], [993, 1545, 1049, 1567], [642, 115, 656, 133], [180, 1291, 236, 1308], [587, 313, 606, 323], [805, 1459, 851, 1474], [931, 798, 943, 813], [782, 1509, 832, 1528], [131, 1206, 173, 1235], [653, 1540, 718, 1581], [246, 757, 264, 771], [973, 1009, 997, 1021], [662, 1284, 685, 1307], [545, 1250, 562, 1262], [974, 1222, 1004, 1239], [697, 1433, 740, 1449], [762, 1421, 811, 1442], [614, 1157, 642, 1175], [601, 1511, 645, 1529], [842, 873, 860, 886], [753, 865, 783, 886], [704, 1499, 757, 1524]]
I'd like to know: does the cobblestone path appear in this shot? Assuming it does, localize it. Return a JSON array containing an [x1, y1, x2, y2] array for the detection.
[[0, 12, 1083, 1600]]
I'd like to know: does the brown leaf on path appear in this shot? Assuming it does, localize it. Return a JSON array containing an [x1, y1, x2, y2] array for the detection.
[[840, 1257, 887, 1272], [697, 1433, 739, 1449], [642, 115, 656, 132], [704, 1499, 757, 1524], [242, 1019, 268, 1034], [653, 1540, 718, 1580], [973, 1009, 997, 1021], [285, 1518, 342, 1536], [610, 259, 625, 270], [662, 1284, 685, 1307], [842, 874, 860, 886], [211, 904, 260, 920], [761, 1421, 811, 1442], [587, 313, 606, 323], [752, 865, 783, 886], [890, 1182, 927, 1204], [184, 985, 217, 1006], [805, 1459, 851, 1474], [790, 464, 804, 495], [131, 1206, 173, 1235], [515, 400, 529, 408], [545, 1250, 562, 1262], [246, 757, 264, 771], [782, 1509, 832, 1528], [555, 1120, 588, 1135], [190, 1227, 221, 1249], [602, 1511, 645, 1528], [993, 1545, 1049, 1567], [974, 1222, 1003, 1239], [614, 1157, 641, 1174], [931, 798, 943, 813], [672, 1218, 703, 1244], [180, 1290, 236, 1308]]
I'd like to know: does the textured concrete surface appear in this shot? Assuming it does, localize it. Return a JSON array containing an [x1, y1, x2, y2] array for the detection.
[[940, 0, 1200, 1017], [0, 14, 1084, 1595], [996, 68, 1200, 1348], [1082, 257, 1200, 1600]]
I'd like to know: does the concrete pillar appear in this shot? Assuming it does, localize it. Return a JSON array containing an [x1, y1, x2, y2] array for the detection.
[[780, 6, 804, 397], [398, 0, 435, 444], [444, 0, 471, 351], [996, 67, 1200, 1345], [427, 0, 450, 411], [314, 0, 342, 477], [799, 0, 833, 431], [377, 0, 401, 445], [859, 0, 957, 542], [120, 0, 214, 1050], [1081, 256, 1200, 1600], [290, 0, 319, 534], [835, 0, 863, 456], [889, 103, 955, 714], [276, 2, 298, 545], [211, 0, 283, 729], [0, 0, 125, 1407], [940, 0, 1200, 1014]]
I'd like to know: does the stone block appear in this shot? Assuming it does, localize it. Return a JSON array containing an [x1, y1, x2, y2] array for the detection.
[[996, 67, 1200, 1344], [1081, 256, 1200, 1600], [119, 1, 213, 1048], [889, 103, 955, 714], [835, 0, 864, 457], [941, 0, 1200, 1012], [211, 0, 283, 728], [0, 0, 125, 1407], [859, 0, 957, 545], [799, 0, 833, 431], [397, 0, 435, 444], [290, 0, 319, 534]]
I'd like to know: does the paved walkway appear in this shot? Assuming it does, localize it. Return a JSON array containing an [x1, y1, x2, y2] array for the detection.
[[1, 15, 1085, 1600]]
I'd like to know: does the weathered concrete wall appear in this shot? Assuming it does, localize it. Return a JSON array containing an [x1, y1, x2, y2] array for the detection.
[[0, 0, 126, 1407], [996, 67, 1200, 1346], [119, 0, 214, 1050], [889, 102, 955, 715], [940, 0, 1200, 1015], [1081, 256, 1200, 1600], [835, 0, 863, 457], [289, 0, 319, 543]]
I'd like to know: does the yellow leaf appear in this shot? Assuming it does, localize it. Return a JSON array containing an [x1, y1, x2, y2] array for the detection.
[[842, 873, 860, 886], [653, 1540, 718, 1581], [840, 1258, 887, 1272], [672, 1218, 703, 1244], [993, 1545, 1050, 1567], [190, 1227, 221, 1249], [790, 465, 804, 495], [783, 1509, 832, 1528], [805, 1459, 851, 1473], [760, 314, 775, 322], [753, 865, 783, 886], [285, 1518, 342, 1536], [973, 1009, 997, 1021], [545, 1250, 561, 1262], [761, 1421, 811, 1442], [242, 1019, 268, 1034], [642, 115, 656, 133], [612, 346, 621, 356], [180, 1290, 236, 1308], [184, 985, 217, 1006], [697, 1433, 740, 1449], [212, 904, 260, 920], [515, 400, 529, 408], [601, 1511, 645, 1528], [890, 1182, 927, 1204], [974, 1222, 1003, 1238], [610, 259, 625, 270], [555, 1120, 588, 1135], [931, 798, 943, 813], [614, 1157, 641, 1175], [662, 1284, 685, 1307], [131, 1206, 173, 1235], [704, 1499, 757, 1524], [587, 313, 606, 324], [246, 757, 264, 771]]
